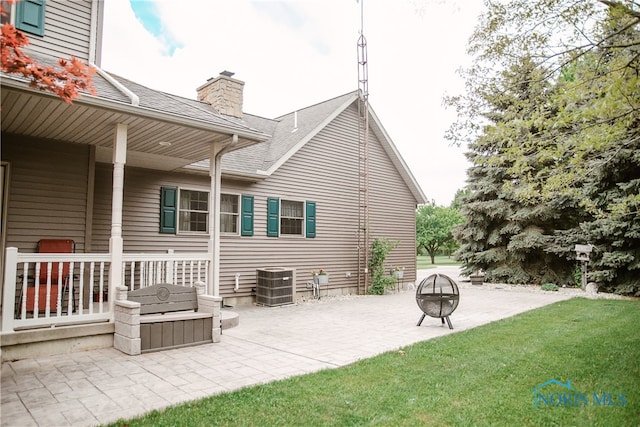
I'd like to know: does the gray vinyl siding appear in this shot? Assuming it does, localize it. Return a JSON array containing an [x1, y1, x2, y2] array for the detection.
[[1, 135, 89, 252], [25, 0, 93, 62], [88, 103, 418, 297]]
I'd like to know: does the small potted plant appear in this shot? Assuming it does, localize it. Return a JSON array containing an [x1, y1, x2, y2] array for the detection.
[[311, 269, 329, 285], [391, 266, 404, 279]]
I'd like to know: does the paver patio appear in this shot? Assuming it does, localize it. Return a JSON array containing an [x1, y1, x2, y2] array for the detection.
[[1, 267, 581, 426]]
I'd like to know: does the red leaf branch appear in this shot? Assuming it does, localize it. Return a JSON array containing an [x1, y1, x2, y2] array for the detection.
[[1, 0, 96, 103]]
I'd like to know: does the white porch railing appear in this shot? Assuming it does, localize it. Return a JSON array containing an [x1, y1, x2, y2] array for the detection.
[[2, 248, 211, 333], [2, 248, 112, 332], [122, 250, 210, 291]]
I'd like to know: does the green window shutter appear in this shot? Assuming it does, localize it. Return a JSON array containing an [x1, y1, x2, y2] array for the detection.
[[267, 197, 279, 237], [305, 201, 316, 238], [160, 186, 177, 234], [16, 0, 46, 36], [241, 195, 254, 236]]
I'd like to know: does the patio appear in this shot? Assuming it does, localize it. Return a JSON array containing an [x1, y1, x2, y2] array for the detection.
[[0, 267, 581, 426]]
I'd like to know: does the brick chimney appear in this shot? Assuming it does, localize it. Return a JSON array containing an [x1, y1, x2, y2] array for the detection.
[[196, 71, 244, 118]]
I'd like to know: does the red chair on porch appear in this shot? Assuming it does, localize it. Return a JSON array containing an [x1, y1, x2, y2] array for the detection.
[[25, 239, 75, 312]]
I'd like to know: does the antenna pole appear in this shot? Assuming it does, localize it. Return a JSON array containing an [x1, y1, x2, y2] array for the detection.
[[357, 0, 370, 295]]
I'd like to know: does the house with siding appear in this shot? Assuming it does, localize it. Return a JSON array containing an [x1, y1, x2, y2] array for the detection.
[[0, 0, 427, 360]]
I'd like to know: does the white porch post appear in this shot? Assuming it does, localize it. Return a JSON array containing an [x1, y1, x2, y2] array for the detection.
[[209, 142, 223, 296], [109, 123, 127, 313], [2, 247, 18, 332]]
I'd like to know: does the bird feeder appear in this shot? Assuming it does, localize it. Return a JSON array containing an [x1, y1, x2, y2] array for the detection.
[[575, 244, 593, 262], [575, 244, 593, 289]]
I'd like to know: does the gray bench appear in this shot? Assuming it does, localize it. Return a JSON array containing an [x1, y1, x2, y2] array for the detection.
[[114, 283, 221, 355]]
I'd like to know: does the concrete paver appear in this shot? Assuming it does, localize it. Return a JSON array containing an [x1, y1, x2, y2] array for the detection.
[[1, 267, 582, 426]]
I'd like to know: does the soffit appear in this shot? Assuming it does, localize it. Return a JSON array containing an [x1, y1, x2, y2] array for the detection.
[[1, 85, 260, 171]]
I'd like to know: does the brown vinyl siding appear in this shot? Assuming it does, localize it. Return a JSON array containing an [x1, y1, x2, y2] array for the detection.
[[1, 135, 89, 252], [25, 0, 93, 62]]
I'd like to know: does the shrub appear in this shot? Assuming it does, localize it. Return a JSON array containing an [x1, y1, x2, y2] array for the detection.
[[368, 238, 398, 295]]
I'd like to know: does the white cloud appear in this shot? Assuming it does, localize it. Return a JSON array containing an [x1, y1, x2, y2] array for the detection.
[[101, 0, 484, 205]]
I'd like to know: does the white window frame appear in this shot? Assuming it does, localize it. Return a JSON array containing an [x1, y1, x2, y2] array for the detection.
[[280, 199, 305, 237], [220, 193, 240, 235], [177, 187, 209, 234]]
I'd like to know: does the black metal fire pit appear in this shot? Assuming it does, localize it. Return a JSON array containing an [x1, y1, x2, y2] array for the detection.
[[416, 273, 460, 329]]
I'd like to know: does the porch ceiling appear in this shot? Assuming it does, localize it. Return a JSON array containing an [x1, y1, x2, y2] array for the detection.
[[1, 85, 264, 171]]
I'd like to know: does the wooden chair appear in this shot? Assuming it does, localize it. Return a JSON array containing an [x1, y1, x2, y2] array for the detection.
[[25, 239, 75, 312]]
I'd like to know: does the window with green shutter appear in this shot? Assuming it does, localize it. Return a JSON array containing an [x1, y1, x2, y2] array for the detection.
[[305, 201, 316, 238], [16, 0, 45, 36], [241, 195, 254, 236], [160, 186, 177, 234], [267, 197, 279, 237]]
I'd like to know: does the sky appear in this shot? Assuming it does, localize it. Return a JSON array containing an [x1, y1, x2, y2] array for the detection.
[[101, 0, 486, 206]]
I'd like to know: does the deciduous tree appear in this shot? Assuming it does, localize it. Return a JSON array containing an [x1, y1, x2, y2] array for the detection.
[[416, 202, 463, 264], [1, 0, 95, 103]]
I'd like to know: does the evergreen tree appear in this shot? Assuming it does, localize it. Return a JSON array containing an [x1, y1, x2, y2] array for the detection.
[[454, 56, 577, 284], [449, 1, 640, 293]]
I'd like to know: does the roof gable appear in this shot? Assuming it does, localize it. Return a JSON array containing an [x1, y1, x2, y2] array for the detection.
[[221, 92, 358, 175], [219, 91, 427, 204]]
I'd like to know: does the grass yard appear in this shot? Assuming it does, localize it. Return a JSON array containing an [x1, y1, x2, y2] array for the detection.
[[110, 299, 639, 426], [417, 254, 460, 269]]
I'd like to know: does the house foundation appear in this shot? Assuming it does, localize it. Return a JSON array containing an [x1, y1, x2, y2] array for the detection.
[[1, 323, 114, 362]]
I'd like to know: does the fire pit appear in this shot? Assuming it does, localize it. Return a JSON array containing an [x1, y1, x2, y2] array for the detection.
[[416, 273, 460, 329]]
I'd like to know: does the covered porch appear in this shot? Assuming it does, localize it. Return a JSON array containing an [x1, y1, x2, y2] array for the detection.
[[0, 71, 268, 359]]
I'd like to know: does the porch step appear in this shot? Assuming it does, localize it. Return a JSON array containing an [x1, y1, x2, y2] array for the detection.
[[221, 309, 239, 330]]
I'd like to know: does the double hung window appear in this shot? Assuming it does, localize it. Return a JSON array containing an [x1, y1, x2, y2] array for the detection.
[[160, 187, 254, 236], [178, 189, 208, 233], [267, 197, 316, 238]]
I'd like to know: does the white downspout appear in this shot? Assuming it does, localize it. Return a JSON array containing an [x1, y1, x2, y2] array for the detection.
[[209, 134, 238, 297], [93, 65, 139, 106]]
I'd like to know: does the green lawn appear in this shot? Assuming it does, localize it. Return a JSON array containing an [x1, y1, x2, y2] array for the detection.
[[110, 299, 639, 426], [417, 254, 461, 269]]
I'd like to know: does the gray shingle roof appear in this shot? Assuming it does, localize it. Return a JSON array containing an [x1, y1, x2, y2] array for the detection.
[[1, 51, 266, 139], [104, 73, 266, 136]]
